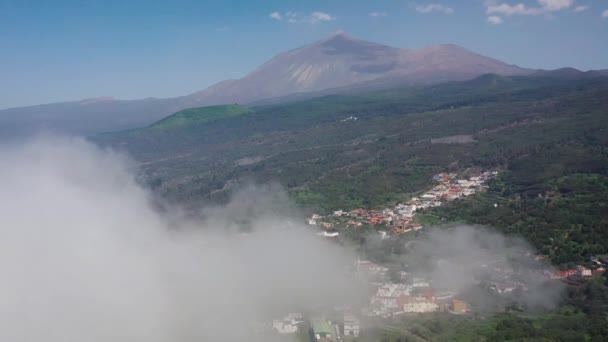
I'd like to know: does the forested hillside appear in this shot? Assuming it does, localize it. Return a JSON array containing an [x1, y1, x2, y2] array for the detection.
[[96, 74, 608, 261], [97, 75, 608, 212]]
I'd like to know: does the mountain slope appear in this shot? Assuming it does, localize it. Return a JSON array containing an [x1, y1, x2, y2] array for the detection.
[[182, 32, 531, 107], [531, 67, 608, 79], [96, 75, 608, 210], [0, 97, 182, 140]]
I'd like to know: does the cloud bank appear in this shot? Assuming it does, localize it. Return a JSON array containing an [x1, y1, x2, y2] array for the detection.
[[269, 11, 335, 24], [415, 4, 455, 14], [484, 0, 578, 23], [0, 137, 359, 342]]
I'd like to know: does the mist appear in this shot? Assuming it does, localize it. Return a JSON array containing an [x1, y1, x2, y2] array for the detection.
[[0, 137, 360, 342], [370, 224, 564, 312]]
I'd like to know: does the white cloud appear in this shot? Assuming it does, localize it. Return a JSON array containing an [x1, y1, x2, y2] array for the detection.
[[603, 9, 608, 18], [269, 11, 283, 21], [538, 0, 575, 11], [415, 4, 455, 14], [284, 11, 298, 23], [369, 11, 388, 17], [485, 0, 577, 20], [270, 11, 335, 24], [310, 11, 335, 23], [0, 137, 362, 342], [486, 3, 542, 16], [487, 15, 504, 24]]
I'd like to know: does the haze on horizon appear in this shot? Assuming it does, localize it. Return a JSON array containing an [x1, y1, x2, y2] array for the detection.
[[1, 0, 608, 109]]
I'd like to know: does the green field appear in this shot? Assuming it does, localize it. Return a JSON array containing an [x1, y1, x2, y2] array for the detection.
[[150, 104, 251, 129]]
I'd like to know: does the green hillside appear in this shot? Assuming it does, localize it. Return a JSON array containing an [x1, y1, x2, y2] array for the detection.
[[98, 75, 608, 211], [96, 74, 608, 262], [150, 104, 250, 129]]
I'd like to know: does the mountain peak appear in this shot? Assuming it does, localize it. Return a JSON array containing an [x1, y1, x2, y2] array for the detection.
[[315, 32, 394, 57], [324, 30, 351, 40], [438, 43, 467, 50], [315, 31, 362, 48], [184, 34, 531, 106], [79, 96, 115, 105]]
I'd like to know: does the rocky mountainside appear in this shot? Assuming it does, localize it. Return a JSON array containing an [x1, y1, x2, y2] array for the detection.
[[182, 32, 531, 107]]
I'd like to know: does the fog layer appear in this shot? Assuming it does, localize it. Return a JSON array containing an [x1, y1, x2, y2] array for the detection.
[[0, 137, 358, 342]]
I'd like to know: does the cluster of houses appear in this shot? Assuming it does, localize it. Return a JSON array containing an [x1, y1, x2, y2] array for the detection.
[[277, 169, 608, 337], [548, 264, 605, 281], [267, 255, 607, 339], [355, 259, 468, 318], [533, 255, 607, 283], [368, 282, 438, 317], [309, 170, 498, 238], [271, 313, 359, 342], [366, 281, 469, 317]]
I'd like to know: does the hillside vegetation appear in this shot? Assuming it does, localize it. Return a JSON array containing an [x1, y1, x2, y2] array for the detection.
[[149, 104, 250, 130], [97, 74, 608, 260], [99, 76, 607, 206]]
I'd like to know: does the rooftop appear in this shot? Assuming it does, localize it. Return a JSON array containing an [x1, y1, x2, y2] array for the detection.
[[311, 319, 333, 335]]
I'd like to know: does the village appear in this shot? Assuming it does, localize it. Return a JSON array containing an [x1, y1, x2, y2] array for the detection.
[[259, 170, 608, 341], [308, 170, 498, 239], [256, 171, 490, 341], [265, 256, 608, 342], [262, 171, 494, 341], [264, 255, 527, 341], [355, 259, 469, 318]]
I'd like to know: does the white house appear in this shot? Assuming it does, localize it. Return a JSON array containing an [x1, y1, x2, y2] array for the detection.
[[343, 314, 360, 337], [272, 318, 298, 334], [272, 313, 303, 334], [400, 297, 439, 313]]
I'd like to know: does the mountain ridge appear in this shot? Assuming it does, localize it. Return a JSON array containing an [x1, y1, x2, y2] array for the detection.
[[181, 32, 532, 107]]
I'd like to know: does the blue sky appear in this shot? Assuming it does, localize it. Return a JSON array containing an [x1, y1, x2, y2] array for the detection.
[[1, 0, 607, 109]]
